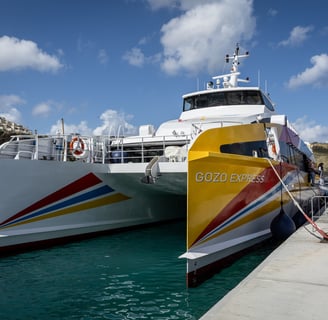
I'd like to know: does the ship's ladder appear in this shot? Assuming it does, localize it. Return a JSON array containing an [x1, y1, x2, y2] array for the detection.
[[267, 159, 328, 241]]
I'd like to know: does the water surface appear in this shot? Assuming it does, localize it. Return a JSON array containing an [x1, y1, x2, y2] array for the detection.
[[0, 221, 275, 319]]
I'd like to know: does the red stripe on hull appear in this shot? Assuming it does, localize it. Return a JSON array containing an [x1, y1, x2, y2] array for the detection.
[[193, 165, 291, 245], [0, 173, 102, 226]]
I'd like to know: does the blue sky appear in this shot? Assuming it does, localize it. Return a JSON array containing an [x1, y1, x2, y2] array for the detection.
[[0, 0, 328, 142]]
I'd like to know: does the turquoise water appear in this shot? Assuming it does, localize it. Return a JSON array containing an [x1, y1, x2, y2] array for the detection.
[[0, 222, 276, 319]]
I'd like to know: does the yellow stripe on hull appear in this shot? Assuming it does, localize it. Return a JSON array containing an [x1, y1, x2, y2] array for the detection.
[[3, 193, 130, 229], [196, 194, 282, 247]]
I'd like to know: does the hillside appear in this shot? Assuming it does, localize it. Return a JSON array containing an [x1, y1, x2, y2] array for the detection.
[[0, 117, 31, 144], [311, 143, 328, 166]]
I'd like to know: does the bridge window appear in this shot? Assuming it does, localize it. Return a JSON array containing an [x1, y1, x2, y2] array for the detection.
[[261, 93, 275, 111], [183, 90, 264, 111]]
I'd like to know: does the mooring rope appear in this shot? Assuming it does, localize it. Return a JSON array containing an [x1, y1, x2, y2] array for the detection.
[[267, 159, 328, 241]]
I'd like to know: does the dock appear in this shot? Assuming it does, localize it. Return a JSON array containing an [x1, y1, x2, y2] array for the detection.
[[201, 214, 328, 320]]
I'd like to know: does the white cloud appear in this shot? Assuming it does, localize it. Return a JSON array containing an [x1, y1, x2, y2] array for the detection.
[[0, 36, 63, 72], [32, 102, 53, 117], [122, 47, 145, 67], [147, 0, 179, 10], [50, 109, 138, 136], [160, 0, 255, 75], [268, 8, 278, 17], [138, 36, 149, 46], [178, 0, 219, 11], [93, 109, 137, 136], [50, 119, 93, 136], [98, 49, 109, 65], [147, 0, 217, 11], [286, 54, 328, 89], [125, 1, 255, 74], [292, 116, 328, 143], [57, 48, 64, 56], [278, 25, 313, 47], [32, 100, 65, 118], [0, 94, 24, 123]]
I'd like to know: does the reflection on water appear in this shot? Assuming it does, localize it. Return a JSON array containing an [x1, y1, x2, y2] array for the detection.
[[0, 221, 276, 319]]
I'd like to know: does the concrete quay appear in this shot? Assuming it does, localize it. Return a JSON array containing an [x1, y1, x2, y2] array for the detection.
[[201, 214, 328, 320]]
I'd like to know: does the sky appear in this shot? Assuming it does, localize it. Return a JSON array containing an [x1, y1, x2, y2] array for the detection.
[[0, 0, 328, 142]]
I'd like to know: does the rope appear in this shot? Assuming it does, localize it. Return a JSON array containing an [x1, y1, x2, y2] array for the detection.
[[267, 158, 328, 241], [303, 225, 324, 240]]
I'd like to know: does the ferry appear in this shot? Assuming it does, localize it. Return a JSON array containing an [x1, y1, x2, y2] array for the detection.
[[0, 45, 324, 286]]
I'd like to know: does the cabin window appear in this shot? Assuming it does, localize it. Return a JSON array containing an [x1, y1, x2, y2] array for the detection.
[[225, 91, 263, 105], [246, 91, 263, 104], [195, 96, 208, 109], [220, 141, 268, 158], [183, 90, 264, 111], [208, 92, 226, 107], [226, 91, 243, 105], [284, 143, 307, 171], [261, 93, 275, 111], [276, 141, 308, 171], [183, 97, 194, 111]]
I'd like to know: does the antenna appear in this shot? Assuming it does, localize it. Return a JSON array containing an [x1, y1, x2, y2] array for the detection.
[[214, 44, 250, 88]]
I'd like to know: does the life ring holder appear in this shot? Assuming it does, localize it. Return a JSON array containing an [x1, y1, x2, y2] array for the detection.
[[70, 136, 88, 159], [271, 142, 277, 155], [267, 130, 278, 160]]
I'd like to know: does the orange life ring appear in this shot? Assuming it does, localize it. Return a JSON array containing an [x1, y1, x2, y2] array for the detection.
[[272, 143, 277, 155], [70, 137, 85, 157]]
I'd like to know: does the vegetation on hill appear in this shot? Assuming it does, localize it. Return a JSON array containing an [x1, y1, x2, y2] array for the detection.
[[311, 143, 328, 167]]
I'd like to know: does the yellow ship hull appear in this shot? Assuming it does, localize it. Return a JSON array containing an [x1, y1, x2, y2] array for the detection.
[[181, 123, 317, 286]]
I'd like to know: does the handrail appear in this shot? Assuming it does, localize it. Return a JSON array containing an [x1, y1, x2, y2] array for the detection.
[[311, 196, 328, 220], [0, 133, 190, 164]]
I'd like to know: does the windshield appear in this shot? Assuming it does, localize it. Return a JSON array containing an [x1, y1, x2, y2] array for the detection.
[[183, 90, 270, 111]]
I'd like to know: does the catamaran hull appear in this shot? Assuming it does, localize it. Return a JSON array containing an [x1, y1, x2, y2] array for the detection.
[[183, 200, 299, 287], [184, 190, 319, 287], [0, 160, 186, 252], [182, 125, 322, 287], [185, 231, 271, 287]]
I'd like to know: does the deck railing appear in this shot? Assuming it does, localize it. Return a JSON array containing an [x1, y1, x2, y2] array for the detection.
[[311, 195, 328, 220], [0, 119, 247, 163], [0, 134, 190, 164]]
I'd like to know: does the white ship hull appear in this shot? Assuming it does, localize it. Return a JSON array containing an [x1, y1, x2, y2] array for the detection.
[[0, 160, 186, 251]]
